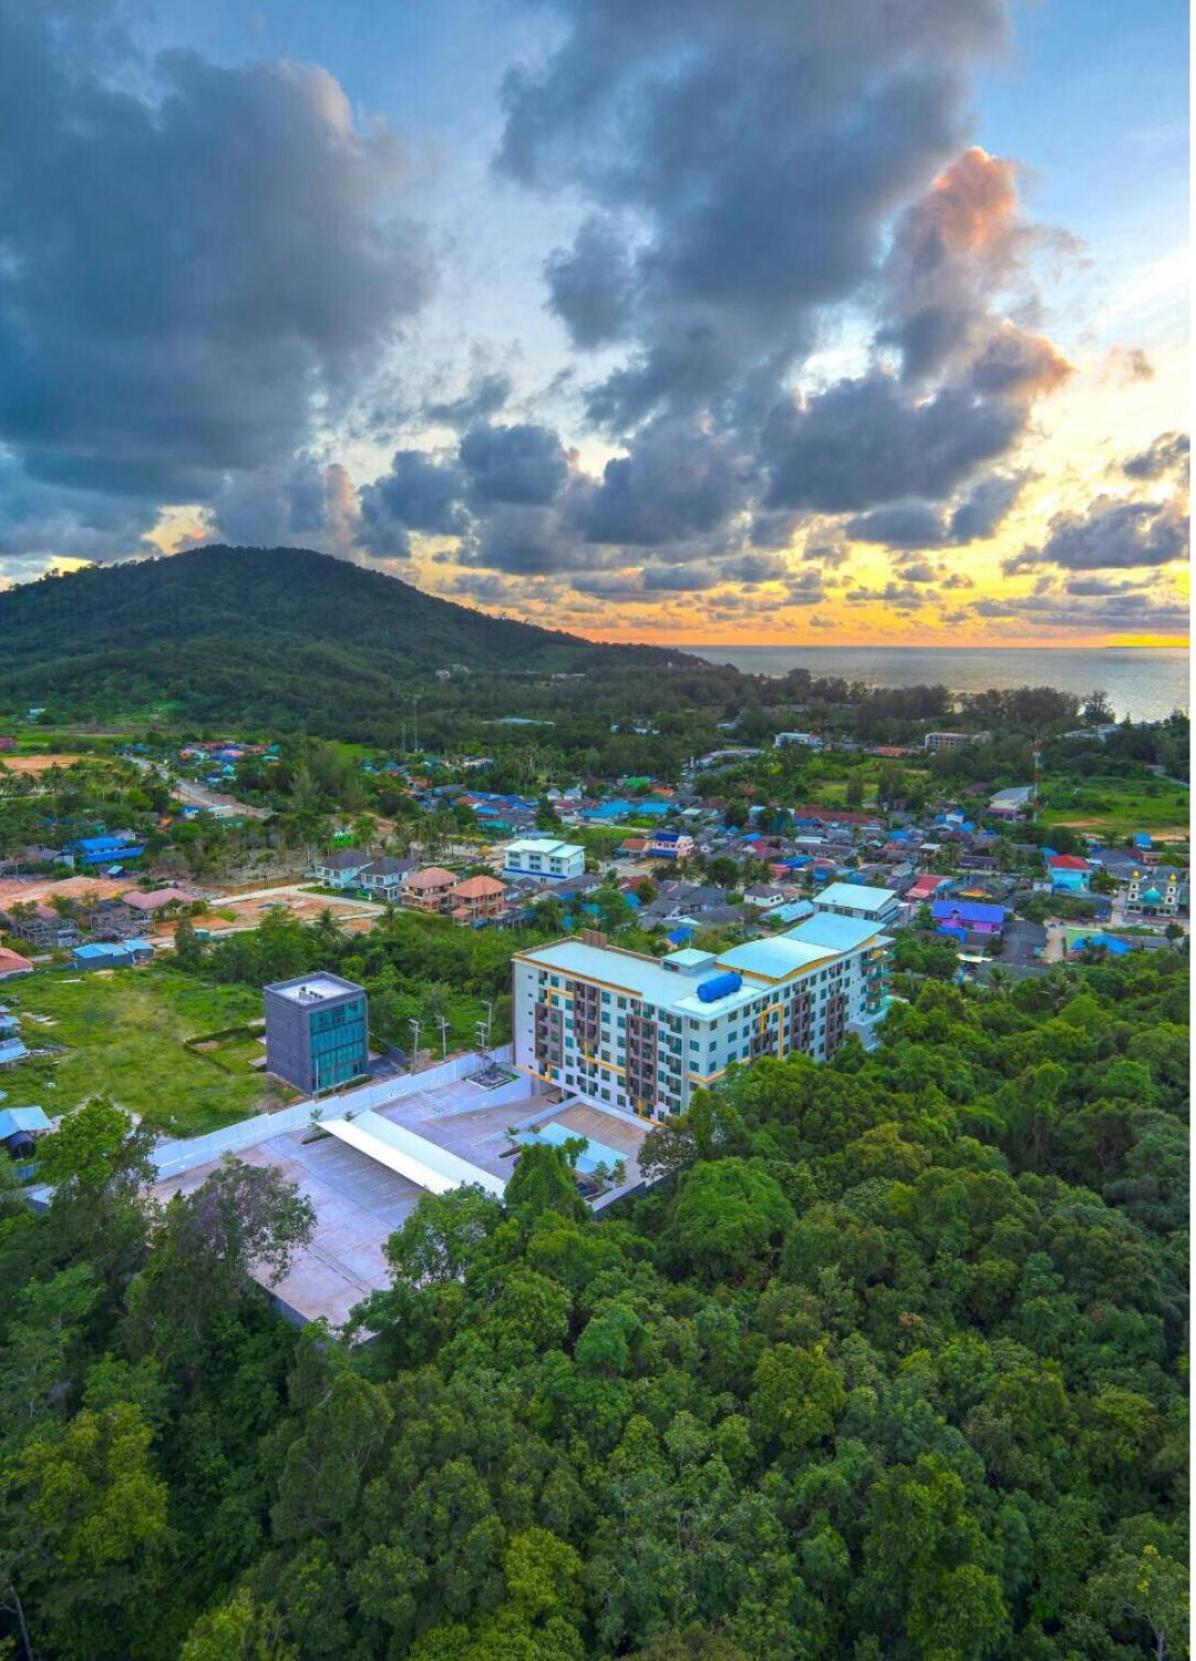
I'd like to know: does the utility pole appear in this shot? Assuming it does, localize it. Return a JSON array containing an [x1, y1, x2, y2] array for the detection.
[[408, 1018, 421, 1073], [436, 1015, 449, 1060]]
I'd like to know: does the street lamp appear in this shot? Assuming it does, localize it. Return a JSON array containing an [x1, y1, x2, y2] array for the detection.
[[408, 1018, 421, 1073], [436, 1014, 449, 1060]]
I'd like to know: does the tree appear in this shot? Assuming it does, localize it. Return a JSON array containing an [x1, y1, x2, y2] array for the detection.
[[1085, 1540, 1188, 1661], [667, 1159, 793, 1282], [505, 1143, 587, 1223], [125, 1159, 315, 1370], [179, 1589, 298, 1661]]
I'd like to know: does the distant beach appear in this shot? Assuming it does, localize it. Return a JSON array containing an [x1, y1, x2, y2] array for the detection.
[[687, 645, 1189, 724]]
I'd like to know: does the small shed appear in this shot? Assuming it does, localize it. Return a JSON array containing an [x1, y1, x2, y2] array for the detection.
[[0, 1105, 51, 1160]]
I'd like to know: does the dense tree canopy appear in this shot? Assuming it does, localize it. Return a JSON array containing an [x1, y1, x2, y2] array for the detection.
[[0, 951, 1187, 1659]]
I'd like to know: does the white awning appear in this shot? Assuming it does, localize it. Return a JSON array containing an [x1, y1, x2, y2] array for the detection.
[[321, 1110, 506, 1199]]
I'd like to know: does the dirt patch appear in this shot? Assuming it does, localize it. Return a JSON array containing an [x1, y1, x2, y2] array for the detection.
[[0, 754, 86, 775]]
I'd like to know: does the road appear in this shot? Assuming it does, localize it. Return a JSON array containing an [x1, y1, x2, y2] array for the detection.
[[128, 755, 271, 820]]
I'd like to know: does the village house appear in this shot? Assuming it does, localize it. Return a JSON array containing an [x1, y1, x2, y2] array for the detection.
[[313, 849, 370, 889], [449, 875, 508, 924], [404, 867, 458, 912], [1045, 853, 1091, 893], [359, 857, 418, 900]]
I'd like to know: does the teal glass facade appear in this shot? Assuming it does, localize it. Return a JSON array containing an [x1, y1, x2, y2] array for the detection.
[[309, 998, 368, 1089]]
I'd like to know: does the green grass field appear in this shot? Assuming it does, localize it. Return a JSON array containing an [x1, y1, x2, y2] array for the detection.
[[0, 965, 293, 1137], [1039, 773, 1190, 841]]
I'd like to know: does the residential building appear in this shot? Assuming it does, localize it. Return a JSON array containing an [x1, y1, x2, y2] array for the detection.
[[931, 900, 1005, 939], [988, 786, 1035, 819], [648, 829, 695, 860], [812, 881, 903, 926], [502, 838, 586, 880], [70, 939, 154, 970], [774, 731, 823, 749], [924, 731, 990, 753], [313, 849, 370, 889], [905, 873, 950, 905], [449, 875, 507, 923], [67, 833, 144, 868], [743, 884, 789, 911], [512, 914, 890, 1120], [359, 857, 418, 899], [404, 867, 458, 912], [264, 972, 369, 1095], [1045, 853, 1091, 893], [122, 887, 192, 919]]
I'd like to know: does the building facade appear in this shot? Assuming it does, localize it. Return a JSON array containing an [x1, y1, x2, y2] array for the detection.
[[503, 838, 587, 879], [264, 972, 369, 1094], [513, 915, 889, 1121], [812, 881, 903, 925]]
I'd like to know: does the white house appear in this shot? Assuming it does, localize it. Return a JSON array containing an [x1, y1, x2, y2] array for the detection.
[[359, 857, 418, 899], [811, 880, 903, 926], [775, 731, 823, 749], [503, 837, 586, 880], [313, 850, 370, 888]]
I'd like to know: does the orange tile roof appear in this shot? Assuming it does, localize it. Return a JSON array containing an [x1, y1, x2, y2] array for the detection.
[[451, 875, 505, 898]]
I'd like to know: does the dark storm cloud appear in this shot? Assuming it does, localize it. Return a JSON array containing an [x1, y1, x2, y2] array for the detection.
[[500, 0, 1008, 430], [357, 451, 468, 557], [1122, 432, 1190, 482], [0, 454, 160, 570], [0, 1, 432, 528], [424, 373, 512, 430], [459, 424, 570, 506], [1004, 496, 1189, 574], [762, 372, 1025, 514]]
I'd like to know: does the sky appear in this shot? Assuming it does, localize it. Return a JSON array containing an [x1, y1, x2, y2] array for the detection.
[[0, 0, 1188, 647]]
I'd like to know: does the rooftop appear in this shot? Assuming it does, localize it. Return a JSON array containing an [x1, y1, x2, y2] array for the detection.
[[266, 973, 364, 1006], [813, 880, 898, 915]]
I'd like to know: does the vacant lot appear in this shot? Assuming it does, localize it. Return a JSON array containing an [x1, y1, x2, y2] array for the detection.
[[0, 753, 87, 774], [0, 965, 293, 1136], [1039, 773, 1190, 841]]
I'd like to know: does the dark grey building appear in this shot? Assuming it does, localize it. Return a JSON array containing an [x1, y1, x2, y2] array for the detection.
[[264, 972, 369, 1095]]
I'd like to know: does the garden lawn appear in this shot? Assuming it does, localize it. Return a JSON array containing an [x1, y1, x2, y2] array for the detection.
[[1, 964, 292, 1136], [1039, 772, 1191, 840]]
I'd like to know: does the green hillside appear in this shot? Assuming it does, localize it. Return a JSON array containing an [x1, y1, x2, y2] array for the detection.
[[0, 544, 693, 732]]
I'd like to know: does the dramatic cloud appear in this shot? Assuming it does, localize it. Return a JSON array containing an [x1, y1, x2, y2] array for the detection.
[[1122, 432, 1190, 482], [574, 417, 751, 547], [1004, 496, 1189, 573], [846, 502, 947, 549], [459, 424, 570, 506], [501, 0, 1008, 430], [966, 323, 1073, 399], [880, 147, 1025, 380], [762, 372, 1025, 514], [844, 470, 1024, 548], [0, 0, 431, 540], [357, 450, 467, 557]]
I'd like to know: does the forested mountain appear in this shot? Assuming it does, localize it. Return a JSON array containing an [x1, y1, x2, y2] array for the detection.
[[0, 546, 694, 730], [1, 945, 1187, 1660]]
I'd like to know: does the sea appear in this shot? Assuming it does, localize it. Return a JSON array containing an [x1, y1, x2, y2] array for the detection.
[[687, 646, 1189, 725]]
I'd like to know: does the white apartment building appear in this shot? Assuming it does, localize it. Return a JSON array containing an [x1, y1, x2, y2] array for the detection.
[[512, 914, 890, 1120], [503, 837, 587, 880]]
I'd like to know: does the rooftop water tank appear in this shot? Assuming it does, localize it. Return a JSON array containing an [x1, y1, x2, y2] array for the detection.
[[696, 971, 743, 1004]]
